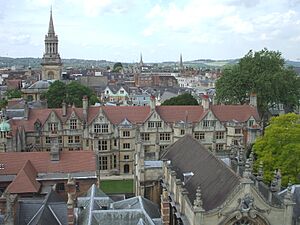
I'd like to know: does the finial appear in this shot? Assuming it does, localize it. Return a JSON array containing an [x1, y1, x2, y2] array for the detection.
[[193, 186, 203, 209], [243, 159, 251, 179], [257, 161, 263, 181], [162, 188, 169, 201], [270, 169, 281, 192], [285, 179, 293, 201]]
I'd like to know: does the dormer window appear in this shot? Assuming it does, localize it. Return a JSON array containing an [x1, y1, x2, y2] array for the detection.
[[70, 119, 77, 130], [48, 123, 58, 132]]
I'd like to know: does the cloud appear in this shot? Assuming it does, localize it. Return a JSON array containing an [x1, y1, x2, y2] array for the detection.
[[221, 15, 254, 34], [11, 34, 31, 45]]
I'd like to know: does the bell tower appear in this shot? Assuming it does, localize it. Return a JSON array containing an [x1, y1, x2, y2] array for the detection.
[[41, 8, 62, 80]]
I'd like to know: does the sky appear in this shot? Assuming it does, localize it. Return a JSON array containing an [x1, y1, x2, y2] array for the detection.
[[1, 0, 300, 62]]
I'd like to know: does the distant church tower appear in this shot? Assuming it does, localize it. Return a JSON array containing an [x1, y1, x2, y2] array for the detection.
[[41, 8, 62, 80], [139, 53, 144, 67], [179, 53, 183, 70]]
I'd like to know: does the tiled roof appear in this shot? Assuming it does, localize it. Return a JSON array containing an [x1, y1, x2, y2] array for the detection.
[[211, 105, 260, 122], [156, 106, 205, 123], [6, 160, 41, 194], [9, 104, 260, 134], [161, 135, 240, 211], [0, 151, 96, 176]]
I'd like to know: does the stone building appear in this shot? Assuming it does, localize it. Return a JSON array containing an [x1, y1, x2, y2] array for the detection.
[[41, 9, 62, 80], [159, 135, 294, 225], [5, 96, 261, 178]]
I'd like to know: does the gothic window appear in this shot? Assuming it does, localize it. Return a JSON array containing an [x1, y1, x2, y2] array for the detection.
[[148, 121, 155, 128], [48, 71, 54, 80], [68, 136, 74, 144], [216, 144, 224, 151], [180, 129, 185, 135], [70, 119, 77, 130], [124, 155, 129, 160], [203, 120, 209, 127], [156, 122, 162, 128]]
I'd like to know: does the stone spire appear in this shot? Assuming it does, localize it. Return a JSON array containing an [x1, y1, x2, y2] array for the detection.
[[139, 53, 143, 67], [48, 7, 55, 37], [179, 53, 183, 69], [193, 186, 203, 210]]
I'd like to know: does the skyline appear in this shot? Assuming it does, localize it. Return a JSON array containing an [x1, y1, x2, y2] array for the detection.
[[1, 0, 300, 62]]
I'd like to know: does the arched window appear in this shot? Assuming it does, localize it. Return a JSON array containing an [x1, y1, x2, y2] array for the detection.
[[48, 71, 54, 80]]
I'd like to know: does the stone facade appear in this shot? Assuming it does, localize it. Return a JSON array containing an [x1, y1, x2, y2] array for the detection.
[[7, 97, 261, 178]]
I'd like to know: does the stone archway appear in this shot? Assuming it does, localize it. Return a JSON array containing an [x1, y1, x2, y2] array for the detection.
[[225, 216, 269, 225]]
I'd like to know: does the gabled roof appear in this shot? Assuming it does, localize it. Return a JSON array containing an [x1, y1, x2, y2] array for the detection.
[[17, 190, 67, 225], [161, 135, 240, 211], [6, 160, 40, 194], [0, 151, 96, 176], [211, 105, 260, 122]]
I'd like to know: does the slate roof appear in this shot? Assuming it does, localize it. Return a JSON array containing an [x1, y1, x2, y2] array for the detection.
[[16, 190, 68, 225], [161, 134, 241, 211], [77, 185, 161, 225], [0, 151, 96, 176]]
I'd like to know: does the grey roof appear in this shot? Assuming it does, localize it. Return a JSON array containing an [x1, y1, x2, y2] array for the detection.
[[28, 80, 53, 89], [161, 134, 240, 211], [144, 161, 163, 169], [16, 190, 67, 225], [77, 185, 161, 225]]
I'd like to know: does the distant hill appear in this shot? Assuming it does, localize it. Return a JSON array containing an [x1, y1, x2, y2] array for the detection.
[[0, 56, 299, 70]]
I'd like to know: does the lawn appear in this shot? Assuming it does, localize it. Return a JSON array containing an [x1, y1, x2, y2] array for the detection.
[[100, 179, 134, 194]]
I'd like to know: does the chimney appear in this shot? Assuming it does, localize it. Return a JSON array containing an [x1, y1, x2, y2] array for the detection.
[[249, 93, 257, 107], [50, 134, 60, 161], [62, 101, 67, 117], [66, 175, 76, 225], [82, 96, 88, 122], [201, 95, 209, 110], [24, 101, 29, 120], [161, 188, 170, 225], [150, 95, 156, 110]]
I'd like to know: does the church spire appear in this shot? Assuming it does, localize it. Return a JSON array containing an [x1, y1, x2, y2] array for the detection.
[[48, 7, 55, 36], [179, 53, 183, 69], [139, 53, 143, 66]]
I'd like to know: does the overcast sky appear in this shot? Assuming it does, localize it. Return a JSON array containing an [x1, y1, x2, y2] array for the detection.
[[1, 0, 300, 62]]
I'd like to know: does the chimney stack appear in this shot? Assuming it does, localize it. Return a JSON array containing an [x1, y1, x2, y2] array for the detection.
[[82, 96, 88, 122], [201, 95, 209, 110], [249, 93, 257, 107], [150, 95, 156, 111], [161, 188, 170, 225], [50, 134, 60, 161], [62, 101, 67, 117], [66, 174, 76, 225]]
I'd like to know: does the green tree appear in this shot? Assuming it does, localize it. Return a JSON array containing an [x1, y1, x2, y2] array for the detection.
[[216, 48, 300, 119], [66, 81, 98, 107], [253, 113, 300, 186], [0, 99, 8, 109], [42, 80, 66, 108], [43, 81, 98, 108], [113, 62, 123, 72], [162, 93, 198, 105], [5, 89, 22, 99]]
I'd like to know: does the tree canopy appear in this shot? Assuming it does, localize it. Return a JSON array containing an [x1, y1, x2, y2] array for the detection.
[[253, 113, 300, 186], [162, 93, 198, 105], [43, 81, 98, 108], [216, 48, 300, 119], [6, 89, 22, 99], [112, 62, 123, 72]]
